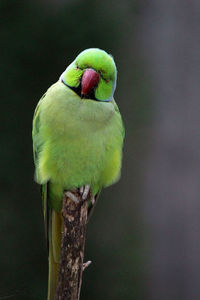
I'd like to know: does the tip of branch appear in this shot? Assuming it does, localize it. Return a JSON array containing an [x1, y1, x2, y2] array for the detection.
[[83, 260, 92, 271]]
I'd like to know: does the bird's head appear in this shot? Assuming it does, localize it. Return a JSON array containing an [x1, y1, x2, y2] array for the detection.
[[60, 48, 117, 102]]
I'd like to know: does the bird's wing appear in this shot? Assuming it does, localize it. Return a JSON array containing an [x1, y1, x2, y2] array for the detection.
[[33, 93, 61, 299], [32, 93, 50, 250], [32, 93, 46, 168]]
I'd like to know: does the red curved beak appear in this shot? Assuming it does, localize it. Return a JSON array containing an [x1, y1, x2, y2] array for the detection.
[[81, 68, 100, 96]]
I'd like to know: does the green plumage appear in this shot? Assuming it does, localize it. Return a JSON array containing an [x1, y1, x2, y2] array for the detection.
[[32, 48, 124, 299]]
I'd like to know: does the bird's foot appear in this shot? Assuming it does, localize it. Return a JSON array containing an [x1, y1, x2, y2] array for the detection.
[[65, 185, 91, 204], [65, 191, 79, 203], [79, 184, 90, 201]]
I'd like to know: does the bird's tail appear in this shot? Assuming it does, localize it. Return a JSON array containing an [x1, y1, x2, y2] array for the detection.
[[47, 209, 62, 300]]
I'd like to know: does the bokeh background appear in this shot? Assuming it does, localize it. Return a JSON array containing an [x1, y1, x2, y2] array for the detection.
[[1, 1, 200, 299]]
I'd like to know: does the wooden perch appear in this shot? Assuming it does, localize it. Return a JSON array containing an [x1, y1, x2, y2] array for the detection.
[[56, 190, 89, 300]]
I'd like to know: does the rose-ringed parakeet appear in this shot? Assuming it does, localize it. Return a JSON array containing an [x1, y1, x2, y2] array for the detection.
[[32, 48, 124, 300]]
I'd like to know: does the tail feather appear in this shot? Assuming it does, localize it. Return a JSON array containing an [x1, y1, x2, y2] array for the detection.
[[48, 245, 59, 300], [41, 181, 62, 300], [47, 209, 62, 300]]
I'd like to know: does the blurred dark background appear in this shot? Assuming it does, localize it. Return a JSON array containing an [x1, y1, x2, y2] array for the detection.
[[1, 1, 200, 299]]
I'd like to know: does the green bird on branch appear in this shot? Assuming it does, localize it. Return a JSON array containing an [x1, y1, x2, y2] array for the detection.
[[32, 48, 124, 300]]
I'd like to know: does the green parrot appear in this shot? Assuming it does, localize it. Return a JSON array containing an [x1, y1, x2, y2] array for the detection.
[[32, 48, 124, 299]]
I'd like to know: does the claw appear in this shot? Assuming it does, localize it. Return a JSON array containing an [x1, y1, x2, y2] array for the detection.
[[65, 191, 79, 203], [79, 186, 84, 195], [82, 184, 90, 200], [91, 195, 95, 205]]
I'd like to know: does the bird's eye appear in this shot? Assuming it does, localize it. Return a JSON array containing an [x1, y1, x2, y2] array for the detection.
[[75, 64, 83, 70], [105, 79, 110, 83]]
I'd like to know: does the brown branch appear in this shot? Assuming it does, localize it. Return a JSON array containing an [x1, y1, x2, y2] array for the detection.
[[56, 191, 89, 300]]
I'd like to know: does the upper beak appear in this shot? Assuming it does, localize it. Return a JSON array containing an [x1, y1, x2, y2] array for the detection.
[[81, 68, 100, 96]]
